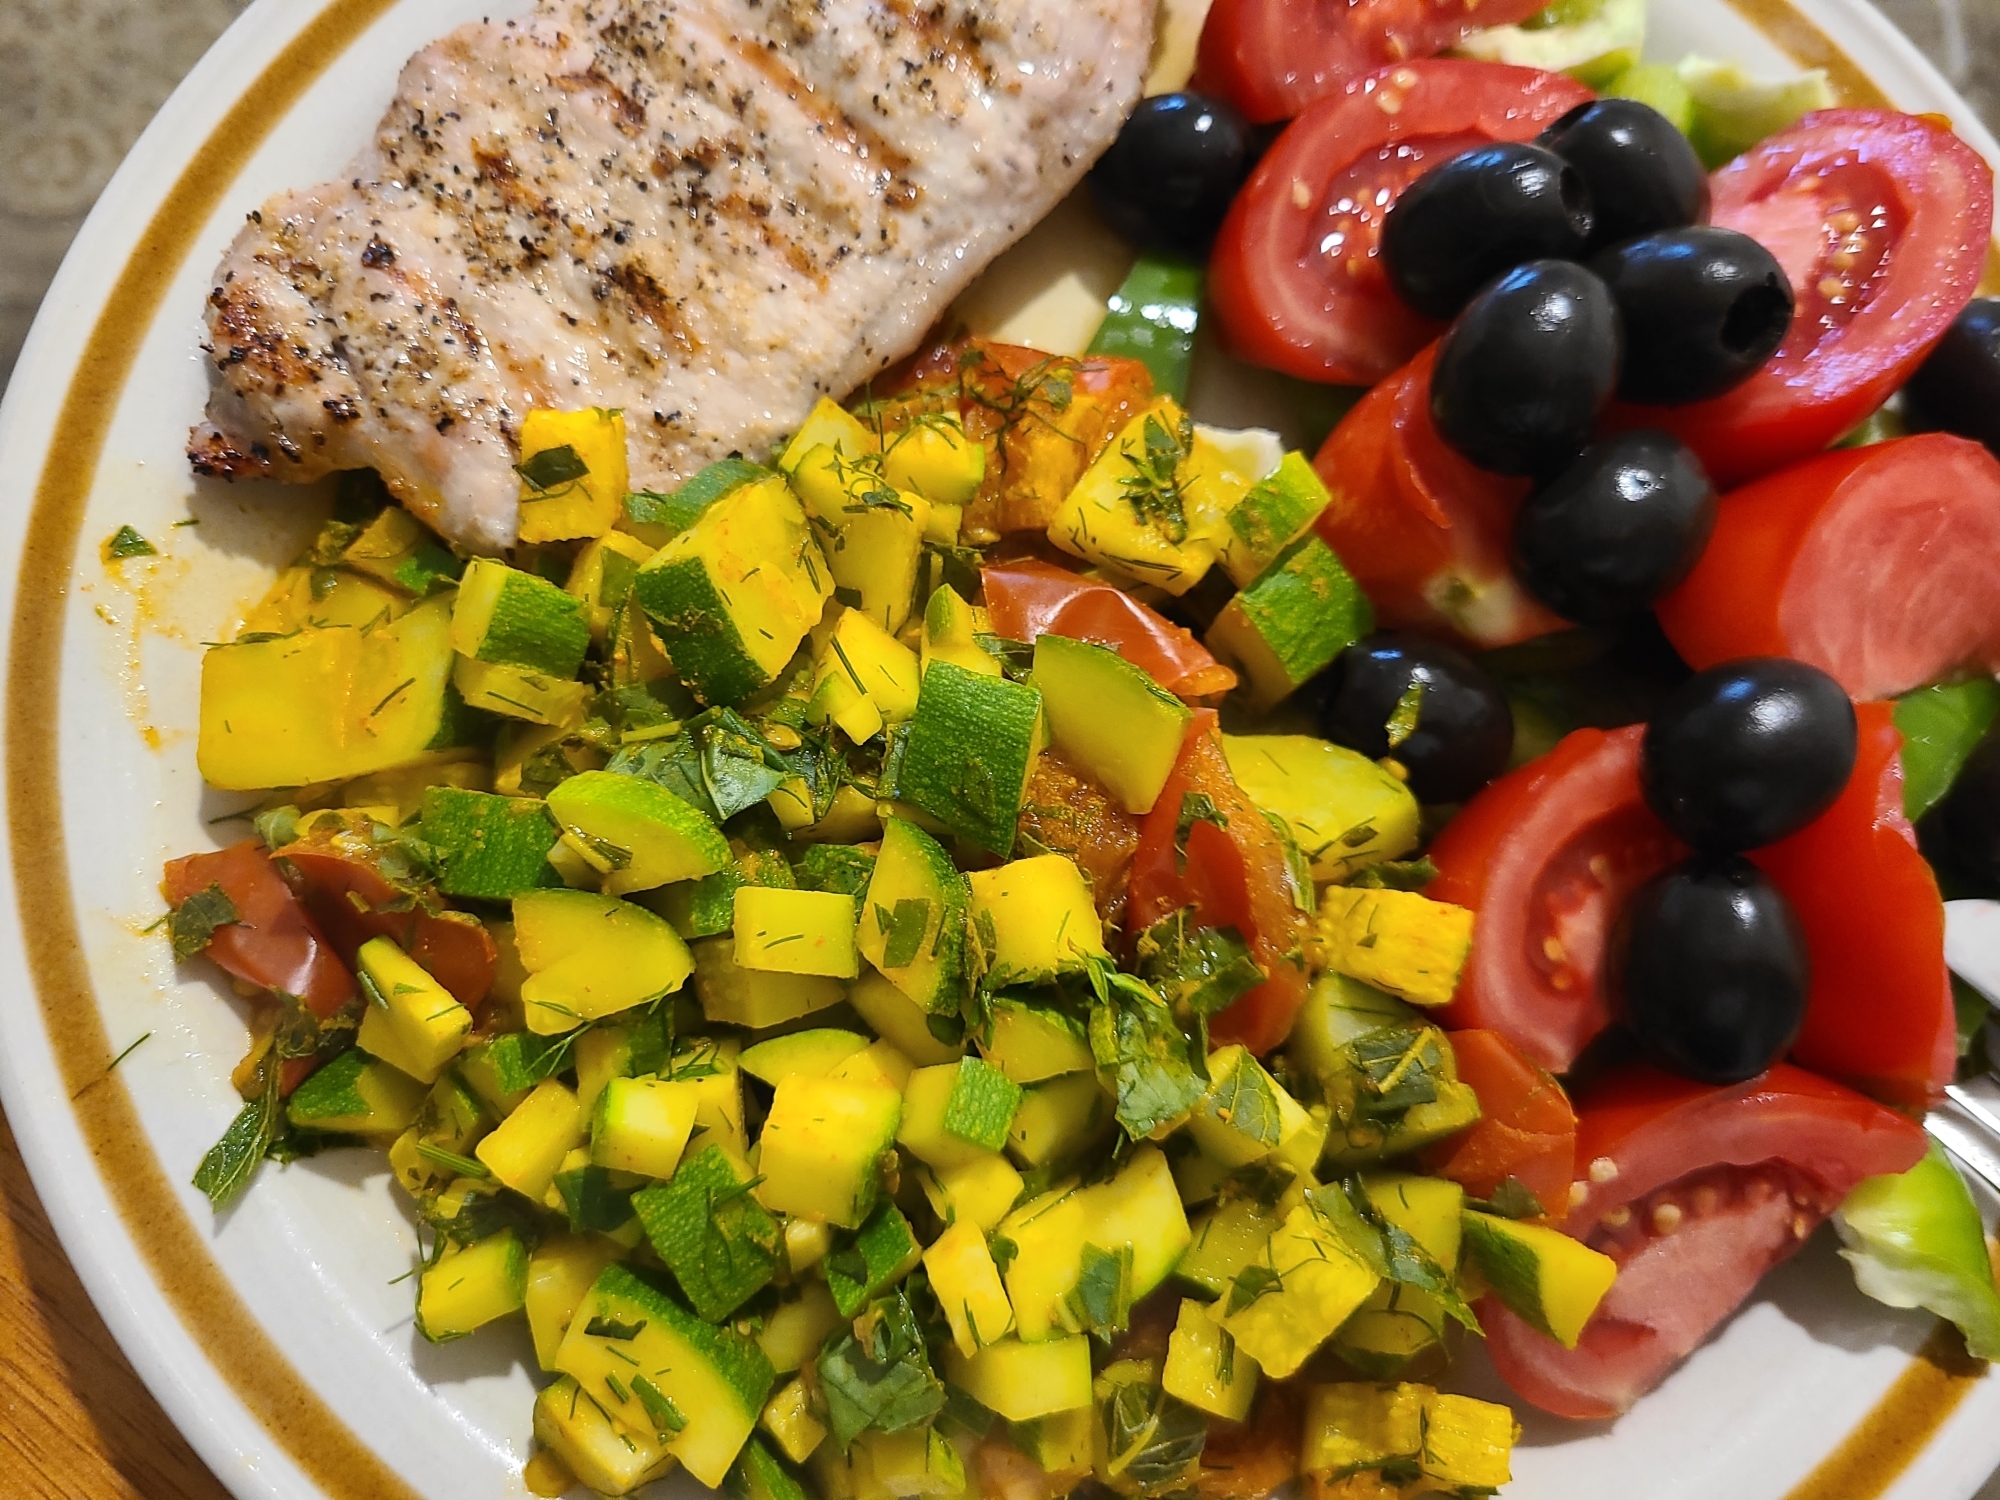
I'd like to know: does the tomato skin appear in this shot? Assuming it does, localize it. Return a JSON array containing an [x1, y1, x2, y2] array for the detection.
[[1625, 111, 1993, 488], [1656, 434, 2000, 701], [162, 841, 354, 1019], [1126, 713, 1311, 1055], [981, 558, 1237, 700], [1210, 62, 1593, 387], [1752, 703, 1953, 1110], [1312, 343, 1565, 647], [1486, 1061, 1928, 1418], [1194, 0, 1551, 123], [1429, 727, 1686, 1074], [1423, 1029, 1578, 1220]]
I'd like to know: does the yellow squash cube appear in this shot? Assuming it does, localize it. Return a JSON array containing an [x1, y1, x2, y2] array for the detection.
[[1317, 885, 1475, 1008], [476, 1077, 586, 1200], [516, 407, 629, 543], [354, 937, 473, 1084]]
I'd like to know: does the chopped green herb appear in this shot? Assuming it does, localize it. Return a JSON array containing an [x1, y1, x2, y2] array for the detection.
[[168, 883, 242, 961], [514, 444, 590, 493], [105, 524, 158, 559]]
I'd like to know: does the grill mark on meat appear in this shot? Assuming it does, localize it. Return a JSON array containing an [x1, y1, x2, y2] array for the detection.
[[188, 0, 1155, 552]]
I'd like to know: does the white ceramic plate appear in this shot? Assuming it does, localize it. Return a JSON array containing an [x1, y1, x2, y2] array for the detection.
[[3, 2, 1998, 1498]]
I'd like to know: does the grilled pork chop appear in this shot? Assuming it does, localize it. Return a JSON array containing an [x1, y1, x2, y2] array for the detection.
[[191, 0, 1156, 552]]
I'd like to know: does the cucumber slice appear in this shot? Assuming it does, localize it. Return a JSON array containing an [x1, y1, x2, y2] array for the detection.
[[1088, 254, 1203, 402], [1031, 634, 1191, 814], [1207, 535, 1373, 710]]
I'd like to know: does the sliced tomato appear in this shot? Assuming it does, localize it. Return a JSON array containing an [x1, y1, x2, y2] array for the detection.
[[1312, 343, 1565, 647], [1624, 111, 1993, 488], [1423, 1029, 1577, 1219], [1752, 702, 1954, 1110], [1194, 0, 1551, 124], [980, 557, 1237, 699], [1209, 62, 1593, 386], [277, 831, 496, 1011], [1126, 712, 1312, 1055], [1656, 433, 2000, 700], [1485, 1061, 1927, 1418], [162, 841, 354, 1018], [1428, 727, 1686, 1073]]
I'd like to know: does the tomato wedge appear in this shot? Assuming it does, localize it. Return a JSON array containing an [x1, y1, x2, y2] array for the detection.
[[163, 841, 354, 1019], [1194, 0, 1551, 124], [1624, 111, 1993, 488], [1423, 1029, 1578, 1220], [1126, 713, 1312, 1055], [1209, 62, 1593, 387], [1752, 702, 1953, 1110], [1312, 343, 1565, 647], [277, 829, 497, 1011], [1429, 727, 1686, 1073], [1656, 434, 2000, 701], [1484, 1062, 1927, 1418], [981, 558, 1238, 699]]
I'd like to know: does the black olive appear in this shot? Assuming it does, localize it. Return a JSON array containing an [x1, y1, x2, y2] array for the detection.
[[1089, 92, 1256, 258], [1512, 430, 1718, 623], [1930, 730, 2000, 886], [1903, 298, 2000, 456], [1593, 227, 1794, 405], [1309, 632, 1514, 803], [1381, 143, 1595, 320], [1537, 99, 1711, 249], [1641, 658, 1858, 853], [1613, 854, 1810, 1085], [1430, 260, 1622, 477]]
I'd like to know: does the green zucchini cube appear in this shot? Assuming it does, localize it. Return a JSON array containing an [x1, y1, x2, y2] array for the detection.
[[1206, 535, 1373, 711], [544, 770, 730, 896], [1218, 451, 1332, 588], [419, 786, 561, 901], [457, 1031, 559, 1117], [1031, 634, 1191, 815], [285, 1047, 427, 1138], [417, 1229, 528, 1341], [895, 661, 1042, 856], [591, 1075, 702, 1179], [858, 818, 969, 1014], [900, 1057, 1022, 1169], [755, 1075, 902, 1228], [983, 997, 1094, 1085], [551, 1153, 639, 1237], [450, 557, 591, 677], [625, 458, 770, 548], [342, 504, 464, 596], [824, 1202, 924, 1317], [631, 1143, 781, 1321], [534, 1374, 677, 1495], [792, 843, 876, 901], [656, 846, 797, 940], [729, 1435, 814, 1500]]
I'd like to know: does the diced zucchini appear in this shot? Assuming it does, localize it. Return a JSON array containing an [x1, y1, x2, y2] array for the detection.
[[785, 1218, 833, 1277], [734, 887, 861, 979], [625, 459, 770, 549], [1300, 1381, 1426, 1477], [515, 406, 629, 543], [1211, 1200, 1381, 1378], [452, 656, 589, 728], [1207, 535, 1372, 710], [544, 770, 730, 896], [534, 1375, 678, 1497], [1031, 635, 1192, 815], [692, 936, 847, 1028], [755, 1075, 902, 1228], [883, 413, 985, 506], [999, 1146, 1190, 1341], [809, 608, 924, 741], [566, 530, 658, 642], [451, 557, 591, 677], [1176, 1196, 1285, 1300], [944, 1336, 1093, 1422], [788, 447, 931, 635], [285, 1048, 426, 1138], [354, 937, 473, 1084], [527, 1234, 623, 1372], [1423, 1392, 1519, 1489], [657, 846, 796, 942], [338, 756, 489, 825], [1222, 734, 1420, 882], [982, 996, 1093, 1085], [1185, 1045, 1324, 1174], [920, 585, 1001, 679], [859, 819, 971, 1014], [780, 397, 877, 471], [922, 1153, 1026, 1234], [968, 854, 1107, 985], [1162, 1297, 1256, 1421], [513, 888, 695, 1033], [341, 504, 464, 596], [792, 843, 877, 901], [591, 1076, 702, 1178], [419, 786, 561, 900], [1317, 886, 1475, 1008], [739, 1029, 871, 1084], [458, 1030, 558, 1117], [198, 595, 459, 790], [1005, 1071, 1114, 1169], [633, 474, 834, 706], [826, 1038, 915, 1093], [1005, 1407, 1093, 1479], [1460, 1210, 1617, 1349], [896, 662, 1043, 856], [1090, 255, 1206, 402], [1218, 451, 1330, 587], [476, 1077, 587, 1199], [923, 1219, 1016, 1356], [418, 1229, 528, 1340], [388, 1069, 492, 1197], [848, 968, 964, 1067], [735, 1436, 816, 1500], [1333, 1175, 1468, 1378], [1286, 973, 1418, 1094], [899, 1058, 1023, 1170], [826, 1202, 925, 1317], [849, 1426, 965, 1500], [757, 1281, 846, 1375], [556, 1262, 777, 1488], [1048, 399, 1224, 596], [631, 1143, 780, 1319]]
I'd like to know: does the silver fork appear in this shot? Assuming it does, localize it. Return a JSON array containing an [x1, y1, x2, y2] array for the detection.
[[1928, 901, 2000, 1192]]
